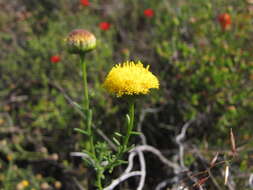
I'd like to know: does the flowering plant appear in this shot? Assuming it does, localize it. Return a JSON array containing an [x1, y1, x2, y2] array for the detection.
[[65, 29, 159, 189]]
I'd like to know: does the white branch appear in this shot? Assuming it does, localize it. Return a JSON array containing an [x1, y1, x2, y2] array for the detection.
[[104, 144, 179, 190], [155, 177, 179, 190], [103, 171, 142, 190], [249, 173, 253, 188], [175, 120, 194, 168], [123, 151, 137, 174], [137, 151, 146, 190], [131, 145, 180, 172]]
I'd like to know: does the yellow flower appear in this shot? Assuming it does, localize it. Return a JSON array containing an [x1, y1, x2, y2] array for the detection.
[[65, 29, 96, 54], [21, 180, 29, 187], [7, 154, 13, 161], [16, 180, 29, 190], [103, 61, 159, 97]]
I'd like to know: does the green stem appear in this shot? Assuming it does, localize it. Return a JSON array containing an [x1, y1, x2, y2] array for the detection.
[[96, 171, 103, 190], [80, 54, 95, 155], [122, 101, 135, 151], [80, 54, 89, 110], [87, 110, 95, 156], [80, 54, 98, 186]]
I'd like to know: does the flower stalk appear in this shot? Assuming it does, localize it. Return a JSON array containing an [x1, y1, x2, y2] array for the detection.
[[123, 100, 135, 151], [80, 54, 89, 111], [66, 29, 103, 188], [80, 54, 95, 155], [80, 54, 103, 189]]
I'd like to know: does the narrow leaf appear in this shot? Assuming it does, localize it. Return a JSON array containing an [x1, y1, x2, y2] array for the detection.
[[118, 160, 128, 164], [114, 132, 122, 137], [74, 128, 89, 136], [126, 114, 130, 125], [126, 144, 135, 152], [73, 102, 82, 109], [112, 137, 121, 146], [130, 131, 142, 135]]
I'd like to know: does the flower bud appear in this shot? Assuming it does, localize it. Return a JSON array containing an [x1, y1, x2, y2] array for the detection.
[[65, 29, 96, 54]]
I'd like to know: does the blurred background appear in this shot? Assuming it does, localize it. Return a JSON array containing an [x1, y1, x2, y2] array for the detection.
[[0, 0, 252, 189]]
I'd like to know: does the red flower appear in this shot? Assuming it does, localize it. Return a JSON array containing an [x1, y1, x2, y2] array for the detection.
[[50, 55, 61, 63], [99, 22, 111, 31], [218, 13, 231, 30], [144, 8, 154, 18], [80, 0, 89, 6]]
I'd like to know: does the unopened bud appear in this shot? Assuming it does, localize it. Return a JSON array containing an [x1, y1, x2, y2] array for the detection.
[[65, 29, 96, 54]]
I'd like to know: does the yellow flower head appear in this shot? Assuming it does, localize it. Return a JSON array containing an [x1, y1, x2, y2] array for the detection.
[[17, 180, 29, 190], [21, 180, 29, 187], [65, 29, 96, 54], [103, 61, 159, 97]]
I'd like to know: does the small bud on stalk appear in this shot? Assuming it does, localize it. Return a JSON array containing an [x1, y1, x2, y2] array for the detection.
[[65, 29, 96, 54]]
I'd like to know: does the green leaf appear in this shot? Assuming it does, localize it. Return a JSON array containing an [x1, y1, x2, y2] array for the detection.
[[130, 131, 142, 135], [126, 114, 130, 126], [114, 132, 122, 137], [83, 157, 94, 167], [112, 137, 121, 146], [74, 128, 89, 136], [108, 160, 128, 173], [126, 144, 135, 151]]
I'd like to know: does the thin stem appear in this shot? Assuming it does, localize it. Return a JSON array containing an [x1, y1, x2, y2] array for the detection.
[[80, 54, 89, 110], [80, 54, 98, 187], [87, 110, 95, 156], [123, 102, 135, 150], [80, 54, 95, 155], [96, 171, 103, 190]]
